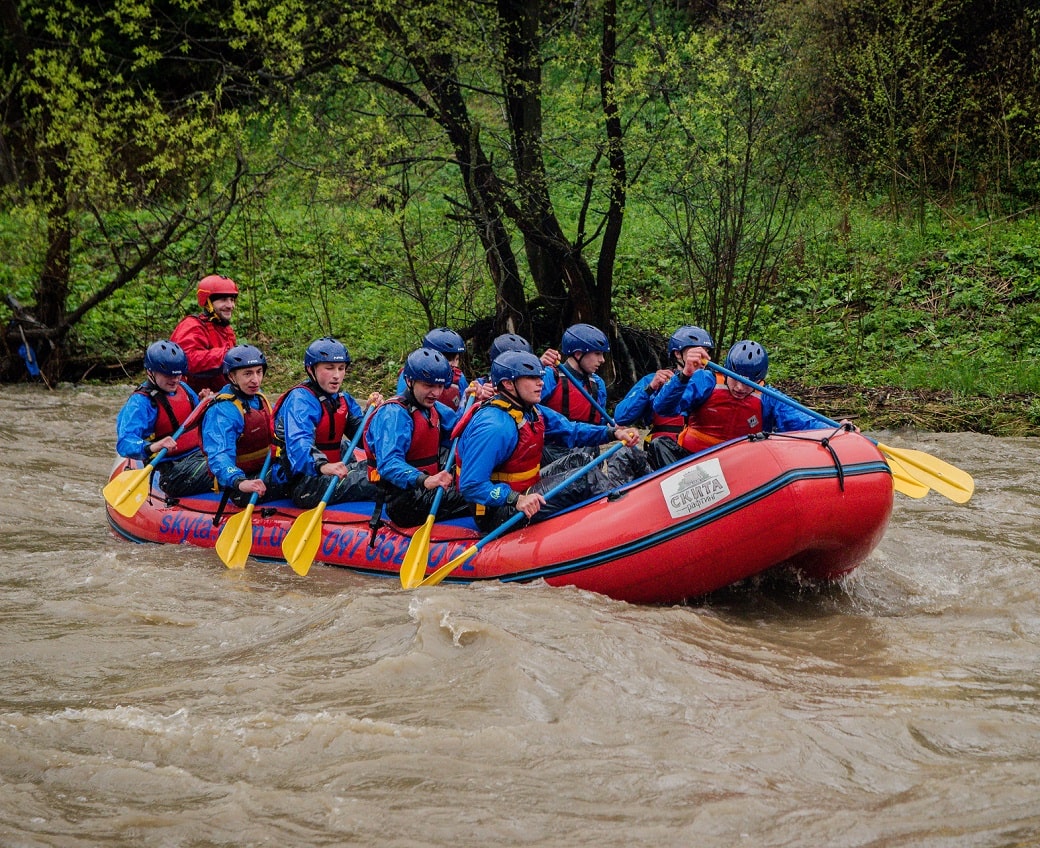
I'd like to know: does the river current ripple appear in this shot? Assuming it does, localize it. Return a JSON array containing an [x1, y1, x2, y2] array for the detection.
[[1, 384, 1037, 847]]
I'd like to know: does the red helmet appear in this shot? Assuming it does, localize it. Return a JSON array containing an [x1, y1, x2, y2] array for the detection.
[[196, 274, 239, 309]]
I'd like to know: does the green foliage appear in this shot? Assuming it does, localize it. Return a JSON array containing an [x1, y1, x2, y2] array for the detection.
[[4, 0, 1040, 434], [751, 202, 1040, 395], [624, 25, 809, 350], [13, 0, 240, 206], [789, 0, 1040, 210]]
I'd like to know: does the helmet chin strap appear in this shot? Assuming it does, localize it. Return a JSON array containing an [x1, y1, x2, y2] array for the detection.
[[498, 382, 530, 409], [205, 299, 231, 325], [570, 353, 592, 376], [402, 381, 419, 407]]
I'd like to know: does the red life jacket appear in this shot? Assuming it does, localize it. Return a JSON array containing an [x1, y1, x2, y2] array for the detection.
[[465, 397, 546, 494], [441, 376, 462, 411], [209, 390, 274, 475], [134, 382, 202, 456], [678, 383, 763, 454], [542, 365, 602, 424], [272, 381, 349, 463], [648, 411, 685, 442], [364, 397, 442, 483]]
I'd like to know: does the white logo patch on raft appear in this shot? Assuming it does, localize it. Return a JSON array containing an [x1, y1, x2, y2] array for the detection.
[[660, 458, 731, 519]]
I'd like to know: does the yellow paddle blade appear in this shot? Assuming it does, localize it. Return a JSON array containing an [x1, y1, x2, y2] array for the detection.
[[417, 544, 478, 588], [399, 515, 435, 588], [102, 465, 155, 517], [886, 455, 930, 499], [215, 505, 256, 569], [877, 442, 974, 504], [281, 504, 327, 577]]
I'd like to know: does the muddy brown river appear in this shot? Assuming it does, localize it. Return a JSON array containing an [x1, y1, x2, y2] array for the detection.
[[1, 384, 1037, 847]]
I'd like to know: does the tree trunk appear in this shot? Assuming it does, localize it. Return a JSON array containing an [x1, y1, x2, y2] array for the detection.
[[28, 151, 73, 381]]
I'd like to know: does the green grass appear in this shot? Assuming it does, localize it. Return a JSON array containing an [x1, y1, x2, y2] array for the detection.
[[3, 189, 1039, 431]]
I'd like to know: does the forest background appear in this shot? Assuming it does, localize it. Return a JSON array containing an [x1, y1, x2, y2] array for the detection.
[[2, 0, 1039, 435]]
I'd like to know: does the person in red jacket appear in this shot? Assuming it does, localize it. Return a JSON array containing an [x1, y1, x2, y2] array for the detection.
[[171, 274, 239, 394]]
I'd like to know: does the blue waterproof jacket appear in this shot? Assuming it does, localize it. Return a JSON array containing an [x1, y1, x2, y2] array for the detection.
[[115, 383, 202, 461], [613, 373, 662, 428], [366, 400, 459, 490], [202, 388, 271, 489], [457, 401, 612, 508], [274, 387, 366, 478], [652, 370, 829, 433]]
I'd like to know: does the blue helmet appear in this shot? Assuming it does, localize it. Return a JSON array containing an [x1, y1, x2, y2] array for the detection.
[[724, 340, 769, 382], [422, 327, 466, 355], [144, 340, 187, 377], [222, 344, 267, 376], [402, 348, 453, 386], [304, 336, 350, 369], [491, 351, 545, 386], [668, 325, 714, 357], [561, 323, 609, 356], [488, 333, 533, 362]]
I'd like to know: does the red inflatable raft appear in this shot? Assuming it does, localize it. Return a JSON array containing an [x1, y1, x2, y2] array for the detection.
[[105, 429, 894, 604]]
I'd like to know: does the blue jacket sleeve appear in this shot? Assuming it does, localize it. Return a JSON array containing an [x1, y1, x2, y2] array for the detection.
[[115, 393, 159, 461], [275, 388, 325, 477], [456, 407, 520, 507], [202, 401, 248, 488], [652, 370, 715, 417], [344, 392, 365, 420], [592, 374, 608, 414], [614, 374, 656, 426], [762, 392, 831, 433], [366, 403, 425, 490], [539, 367, 558, 402], [539, 405, 613, 447]]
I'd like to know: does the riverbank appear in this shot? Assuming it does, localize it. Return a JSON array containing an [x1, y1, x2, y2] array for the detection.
[[778, 382, 1039, 437]]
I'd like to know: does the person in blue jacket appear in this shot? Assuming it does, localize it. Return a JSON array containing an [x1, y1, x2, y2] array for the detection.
[[456, 351, 641, 533], [200, 344, 287, 507], [614, 325, 715, 469], [538, 323, 611, 464], [394, 327, 470, 410], [115, 339, 213, 497], [652, 339, 849, 464], [539, 323, 609, 419], [365, 348, 470, 528], [273, 337, 383, 509]]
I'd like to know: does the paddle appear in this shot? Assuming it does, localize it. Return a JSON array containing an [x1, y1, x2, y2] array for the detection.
[[706, 361, 973, 503], [557, 364, 617, 426], [215, 451, 274, 570], [399, 394, 476, 589], [415, 441, 626, 588], [103, 396, 211, 517], [884, 457, 931, 499], [281, 405, 376, 577]]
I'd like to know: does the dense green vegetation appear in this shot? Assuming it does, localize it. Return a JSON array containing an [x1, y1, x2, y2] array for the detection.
[[4, 189, 1038, 433], [2, 0, 1038, 433]]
